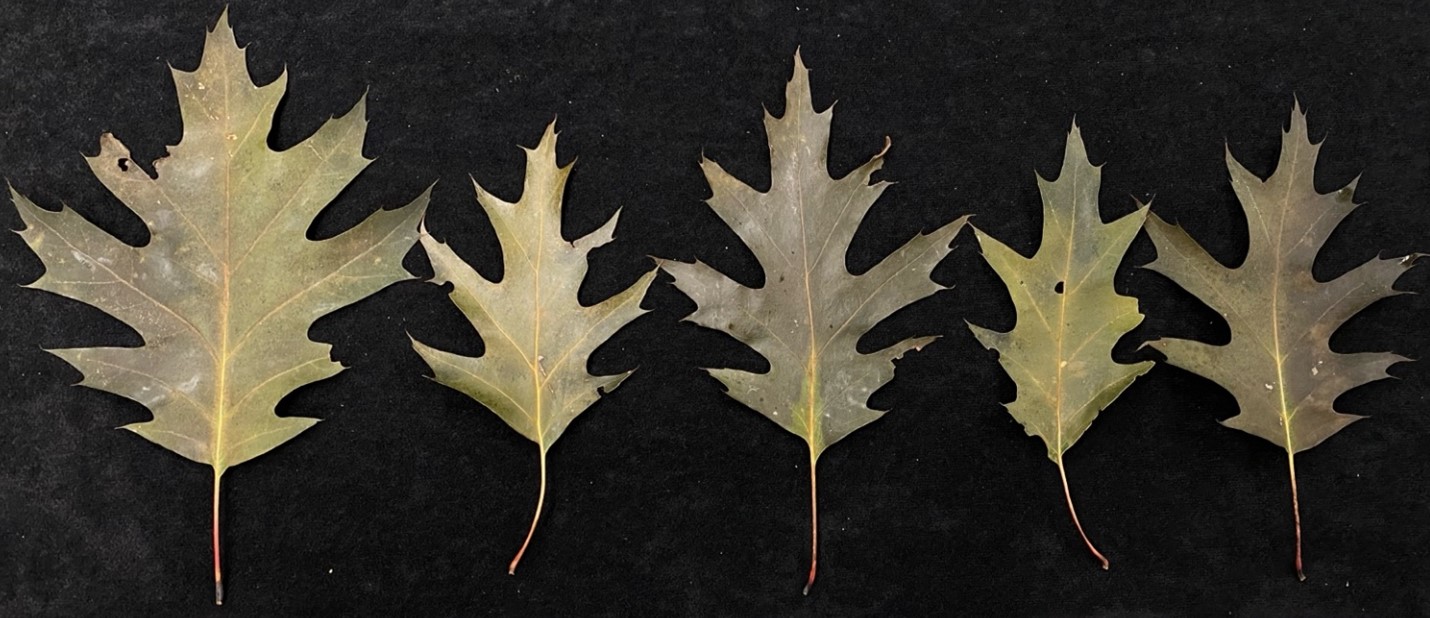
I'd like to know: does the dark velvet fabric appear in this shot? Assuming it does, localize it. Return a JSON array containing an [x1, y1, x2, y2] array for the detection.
[[2, 1, 1428, 615]]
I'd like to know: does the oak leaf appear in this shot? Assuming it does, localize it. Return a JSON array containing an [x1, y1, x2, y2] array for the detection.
[[410, 123, 656, 574], [11, 12, 429, 603], [968, 124, 1152, 569], [662, 54, 966, 594], [1144, 104, 1419, 580]]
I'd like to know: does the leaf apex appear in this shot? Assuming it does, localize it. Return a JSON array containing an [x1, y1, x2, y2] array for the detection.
[[204, 6, 241, 56], [1284, 99, 1317, 143], [538, 118, 560, 149], [782, 49, 817, 117], [345, 88, 370, 120], [213, 6, 233, 34]]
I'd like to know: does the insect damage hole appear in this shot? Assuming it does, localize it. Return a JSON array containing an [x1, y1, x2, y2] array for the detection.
[[1054, 281, 1065, 294], [117, 158, 130, 172]]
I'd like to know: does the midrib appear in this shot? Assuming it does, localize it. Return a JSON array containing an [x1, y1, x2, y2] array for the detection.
[[1053, 167, 1080, 457], [532, 192, 547, 449], [213, 53, 234, 471], [795, 152, 819, 451], [1272, 149, 1300, 453]]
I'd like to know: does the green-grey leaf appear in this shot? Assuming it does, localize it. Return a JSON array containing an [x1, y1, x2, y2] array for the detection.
[[1143, 103, 1418, 580], [662, 53, 966, 594], [411, 123, 656, 574], [968, 123, 1151, 569], [12, 11, 428, 604]]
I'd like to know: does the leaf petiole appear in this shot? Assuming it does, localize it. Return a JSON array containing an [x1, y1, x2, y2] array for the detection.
[[804, 451, 819, 596], [1056, 457, 1108, 570], [212, 468, 224, 605], [509, 448, 549, 575], [1287, 450, 1305, 581]]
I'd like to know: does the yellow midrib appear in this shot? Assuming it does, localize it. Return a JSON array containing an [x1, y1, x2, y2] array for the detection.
[[1052, 167, 1081, 459], [531, 189, 548, 450], [212, 52, 234, 472], [793, 148, 820, 454], [1272, 148, 1301, 455]]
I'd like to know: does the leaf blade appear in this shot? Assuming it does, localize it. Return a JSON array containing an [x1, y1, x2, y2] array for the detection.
[[411, 122, 656, 571], [968, 124, 1151, 567], [970, 124, 1151, 460], [1144, 103, 1419, 577], [665, 53, 965, 592], [13, 11, 428, 600]]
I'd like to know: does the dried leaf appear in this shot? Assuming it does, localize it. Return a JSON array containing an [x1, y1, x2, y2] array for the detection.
[[1144, 104, 1419, 580], [662, 54, 966, 593], [11, 12, 428, 603], [411, 123, 656, 574], [968, 124, 1152, 569]]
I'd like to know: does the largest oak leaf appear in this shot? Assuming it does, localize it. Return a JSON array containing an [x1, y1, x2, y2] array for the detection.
[[11, 12, 428, 603]]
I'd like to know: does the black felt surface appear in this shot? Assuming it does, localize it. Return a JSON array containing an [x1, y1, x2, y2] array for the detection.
[[2, 1, 1430, 615]]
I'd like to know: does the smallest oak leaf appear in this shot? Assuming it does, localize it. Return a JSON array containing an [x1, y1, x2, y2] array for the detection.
[[969, 123, 1151, 570], [411, 122, 656, 575], [1143, 103, 1420, 581]]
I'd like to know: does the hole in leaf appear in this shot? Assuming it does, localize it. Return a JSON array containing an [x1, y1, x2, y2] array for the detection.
[[1054, 281, 1065, 294], [117, 158, 130, 172]]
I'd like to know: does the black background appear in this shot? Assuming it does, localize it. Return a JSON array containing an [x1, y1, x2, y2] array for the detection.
[[2, 1, 1429, 615]]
